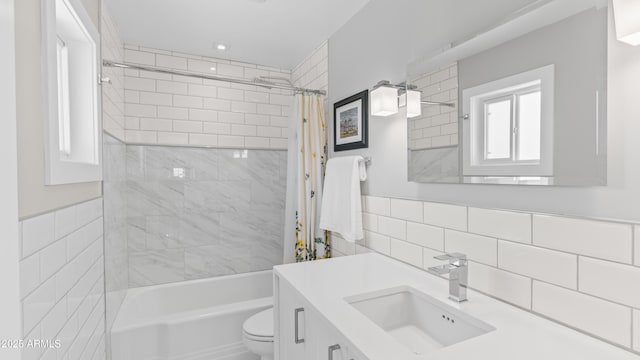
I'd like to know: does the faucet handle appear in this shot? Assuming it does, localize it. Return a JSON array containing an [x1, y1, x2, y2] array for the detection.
[[434, 253, 467, 261]]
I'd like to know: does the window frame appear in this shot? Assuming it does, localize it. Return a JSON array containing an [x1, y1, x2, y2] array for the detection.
[[462, 65, 554, 177], [42, 0, 102, 185]]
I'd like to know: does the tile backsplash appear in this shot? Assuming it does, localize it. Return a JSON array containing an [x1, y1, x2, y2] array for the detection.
[[332, 195, 640, 353], [19, 199, 105, 360], [125, 145, 286, 287]]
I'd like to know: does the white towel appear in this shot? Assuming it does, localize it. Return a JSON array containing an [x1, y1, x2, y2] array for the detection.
[[319, 156, 367, 242]]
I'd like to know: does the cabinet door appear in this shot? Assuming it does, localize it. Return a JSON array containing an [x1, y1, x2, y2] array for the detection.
[[276, 278, 309, 360], [307, 309, 351, 360]]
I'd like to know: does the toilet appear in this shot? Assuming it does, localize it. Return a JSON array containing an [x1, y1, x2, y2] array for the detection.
[[242, 307, 274, 360]]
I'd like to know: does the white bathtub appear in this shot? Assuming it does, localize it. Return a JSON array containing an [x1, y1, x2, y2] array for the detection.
[[111, 270, 273, 360]]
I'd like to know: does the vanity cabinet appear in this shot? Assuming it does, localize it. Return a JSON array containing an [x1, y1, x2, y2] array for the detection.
[[275, 275, 363, 360]]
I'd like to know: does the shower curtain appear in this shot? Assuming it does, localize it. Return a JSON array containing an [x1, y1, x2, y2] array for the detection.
[[283, 94, 329, 263]]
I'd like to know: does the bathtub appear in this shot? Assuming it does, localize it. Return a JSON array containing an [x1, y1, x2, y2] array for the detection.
[[111, 270, 273, 360]]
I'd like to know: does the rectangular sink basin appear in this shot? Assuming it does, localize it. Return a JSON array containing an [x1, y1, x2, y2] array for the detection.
[[346, 286, 495, 355]]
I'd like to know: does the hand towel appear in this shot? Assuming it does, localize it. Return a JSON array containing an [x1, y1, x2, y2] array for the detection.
[[319, 156, 367, 242]]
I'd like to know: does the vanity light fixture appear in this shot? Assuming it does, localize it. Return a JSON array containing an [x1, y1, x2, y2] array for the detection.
[[371, 81, 449, 118], [370, 81, 399, 116], [613, 0, 640, 46]]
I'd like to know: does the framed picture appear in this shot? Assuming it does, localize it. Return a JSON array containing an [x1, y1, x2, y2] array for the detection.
[[333, 90, 368, 152]]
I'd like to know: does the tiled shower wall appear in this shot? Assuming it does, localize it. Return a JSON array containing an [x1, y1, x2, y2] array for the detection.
[[126, 145, 287, 287], [19, 199, 106, 360], [122, 46, 293, 149], [332, 195, 640, 353]]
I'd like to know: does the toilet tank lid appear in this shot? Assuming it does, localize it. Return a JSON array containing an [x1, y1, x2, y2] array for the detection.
[[244, 308, 274, 337]]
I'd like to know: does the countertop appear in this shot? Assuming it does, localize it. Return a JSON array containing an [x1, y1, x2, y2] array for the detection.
[[274, 253, 640, 360]]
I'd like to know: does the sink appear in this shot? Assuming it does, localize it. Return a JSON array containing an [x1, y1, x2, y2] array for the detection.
[[345, 286, 495, 355]]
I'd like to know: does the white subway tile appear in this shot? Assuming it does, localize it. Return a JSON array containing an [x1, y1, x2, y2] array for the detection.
[[270, 115, 288, 127], [173, 74, 202, 84], [139, 92, 172, 106], [23, 277, 56, 334], [75, 199, 102, 227], [469, 261, 532, 309], [55, 206, 77, 240], [498, 241, 577, 289], [217, 63, 244, 77], [157, 80, 188, 95], [245, 137, 270, 148], [157, 132, 189, 145], [468, 208, 531, 244], [232, 101, 257, 114], [218, 111, 245, 124], [187, 58, 217, 73], [125, 77, 155, 92], [126, 103, 157, 118], [139, 69, 171, 81], [231, 124, 257, 136], [406, 222, 444, 250], [189, 133, 218, 146], [124, 49, 155, 65], [40, 239, 67, 281], [257, 103, 281, 116], [378, 216, 406, 240], [125, 130, 157, 144], [218, 88, 244, 101], [365, 196, 390, 216], [533, 215, 633, 263], [423, 202, 467, 231], [363, 213, 378, 232], [445, 230, 497, 266], [20, 254, 40, 297], [532, 281, 631, 347], [173, 120, 202, 133], [156, 54, 187, 70], [203, 122, 231, 135], [270, 138, 288, 149], [390, 239, 423, 267], [140, 118, 172, 132], [270, 93, 292, 106], [244, 67, 269, 80], [158, 106, 188, 120], [40, 298, 67, 339], [635, 225, 639, 266], [204, 98, 232, 111], [124, 90, 139, 103], [245, 91, 270, 103], [22, 213, 55, 257], [218, 135, 245, 147], [634, 310, 640, 352], [390, 199, 423, 223], [189, 109, 218, 122], [257, 126, 281, 138], [173, 95, 203, 108], [365, 231, 390, 255], [187, 84, 216, 98], [245, 114, 270, 126], [579, 257, 640, 308]]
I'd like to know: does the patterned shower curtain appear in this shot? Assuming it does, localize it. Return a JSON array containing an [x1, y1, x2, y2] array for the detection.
[[284, 94, 329, 263]]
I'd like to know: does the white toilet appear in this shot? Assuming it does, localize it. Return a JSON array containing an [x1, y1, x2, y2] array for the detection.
[[242, 307, 274, 360]]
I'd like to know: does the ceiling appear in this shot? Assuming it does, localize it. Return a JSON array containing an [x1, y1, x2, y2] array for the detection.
[[105, 0, 371, 69]]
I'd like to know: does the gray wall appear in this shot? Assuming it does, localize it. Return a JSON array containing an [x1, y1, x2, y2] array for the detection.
[[458, 7, 607, 184], [328, 0, 640, 222]]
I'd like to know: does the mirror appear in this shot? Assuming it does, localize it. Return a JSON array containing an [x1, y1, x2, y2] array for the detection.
[[407, 0, 607, 185]]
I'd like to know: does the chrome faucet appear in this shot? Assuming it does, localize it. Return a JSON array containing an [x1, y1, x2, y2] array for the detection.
[[427, 253, 468, 303]]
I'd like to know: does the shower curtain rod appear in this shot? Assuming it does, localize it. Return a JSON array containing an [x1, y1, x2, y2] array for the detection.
[[102, 60, 327, 96]]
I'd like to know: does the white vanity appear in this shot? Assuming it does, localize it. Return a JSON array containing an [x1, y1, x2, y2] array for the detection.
[[274, 253, 639, 360]]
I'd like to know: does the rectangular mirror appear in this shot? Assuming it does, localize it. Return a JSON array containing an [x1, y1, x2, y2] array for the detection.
[[407, 0, 607, 186]]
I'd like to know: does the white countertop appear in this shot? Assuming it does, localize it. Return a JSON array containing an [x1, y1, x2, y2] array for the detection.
[[274, 253, 640, 360]]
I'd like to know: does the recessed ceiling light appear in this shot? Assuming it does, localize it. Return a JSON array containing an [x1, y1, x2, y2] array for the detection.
[[209, 67, 216, 71], [216, 44, 227, 51]]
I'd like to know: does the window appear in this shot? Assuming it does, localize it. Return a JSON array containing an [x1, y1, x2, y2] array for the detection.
[[462, 65, 554, 176], [42, 0, 102, 185]]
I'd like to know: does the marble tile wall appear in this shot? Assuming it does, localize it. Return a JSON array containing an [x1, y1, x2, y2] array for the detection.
[[125, 145, 287, 287]]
